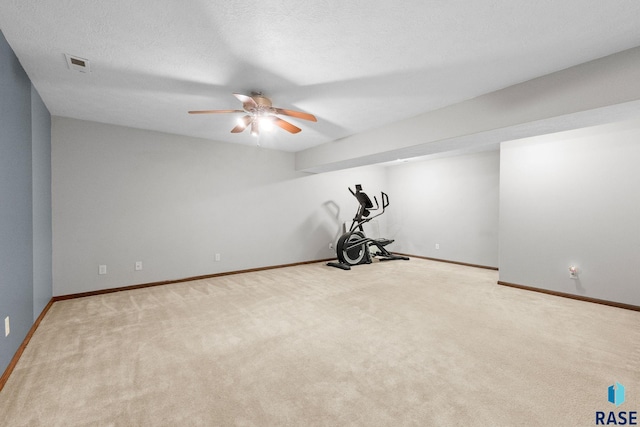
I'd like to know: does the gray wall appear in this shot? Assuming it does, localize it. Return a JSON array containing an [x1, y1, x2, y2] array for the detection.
[[0, 31, 51, 374], [52, 117, 387, 296], [51, 116, 503, 298], [31, 87, 52, 320], [55, 114, 640, 310], [386, 150, 500, 267], [499, 119, 640, 306]]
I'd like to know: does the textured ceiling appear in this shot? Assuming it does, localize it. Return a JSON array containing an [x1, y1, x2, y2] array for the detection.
[[1, 1, 640, 152]]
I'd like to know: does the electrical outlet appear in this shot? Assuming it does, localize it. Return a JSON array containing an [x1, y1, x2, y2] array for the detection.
[[215, 253, 221, 262], [4, 316, 9, 337], [135, 261, 143, 271], [329, 242, 334, 249], [435, 243, 440, 250], [569, 266, 578, 279], [99, 265, 107, 275]]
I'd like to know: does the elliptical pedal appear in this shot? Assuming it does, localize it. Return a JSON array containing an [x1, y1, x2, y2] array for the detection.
[[375, 238, 394, 247]]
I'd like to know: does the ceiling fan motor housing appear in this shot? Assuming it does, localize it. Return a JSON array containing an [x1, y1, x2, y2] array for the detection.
[[252, 95, 272, 108]]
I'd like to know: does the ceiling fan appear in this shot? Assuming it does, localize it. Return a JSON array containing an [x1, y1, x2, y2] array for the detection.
[[188, 93, 317, 136]]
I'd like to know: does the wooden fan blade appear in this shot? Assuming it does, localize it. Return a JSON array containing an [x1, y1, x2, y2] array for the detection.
[[231, 115, 253, 133], [233, 93, 258, 111], [188, 109, 244, 114], [274, 108, 317, 122], [273, 117, 301, 134]]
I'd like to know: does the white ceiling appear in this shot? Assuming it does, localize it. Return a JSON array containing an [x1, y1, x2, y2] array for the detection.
[[2, 0, 640, 152]]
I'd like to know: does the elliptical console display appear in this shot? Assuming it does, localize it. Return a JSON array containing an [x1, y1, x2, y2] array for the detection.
[[327, 184, 409, 270]]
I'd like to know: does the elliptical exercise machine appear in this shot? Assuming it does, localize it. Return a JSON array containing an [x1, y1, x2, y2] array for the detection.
[[327, 185, 409, 270]]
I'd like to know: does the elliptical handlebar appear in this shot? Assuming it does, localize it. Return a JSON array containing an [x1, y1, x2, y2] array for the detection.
[[381, 192, 389, 210], [347, 185, 390, 231]]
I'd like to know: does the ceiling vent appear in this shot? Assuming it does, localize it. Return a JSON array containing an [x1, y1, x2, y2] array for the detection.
[[64, 53, 91, 73]]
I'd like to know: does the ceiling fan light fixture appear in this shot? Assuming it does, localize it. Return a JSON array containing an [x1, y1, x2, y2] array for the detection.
[[250, 120, 259, 137], [259, 116, 274, 132]]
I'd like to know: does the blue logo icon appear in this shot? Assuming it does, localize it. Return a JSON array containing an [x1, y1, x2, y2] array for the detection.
[[608, 382, 626, 407]]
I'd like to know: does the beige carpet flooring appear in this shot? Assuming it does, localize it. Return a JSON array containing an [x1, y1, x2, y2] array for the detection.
[[1, 258, 639, 426]]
